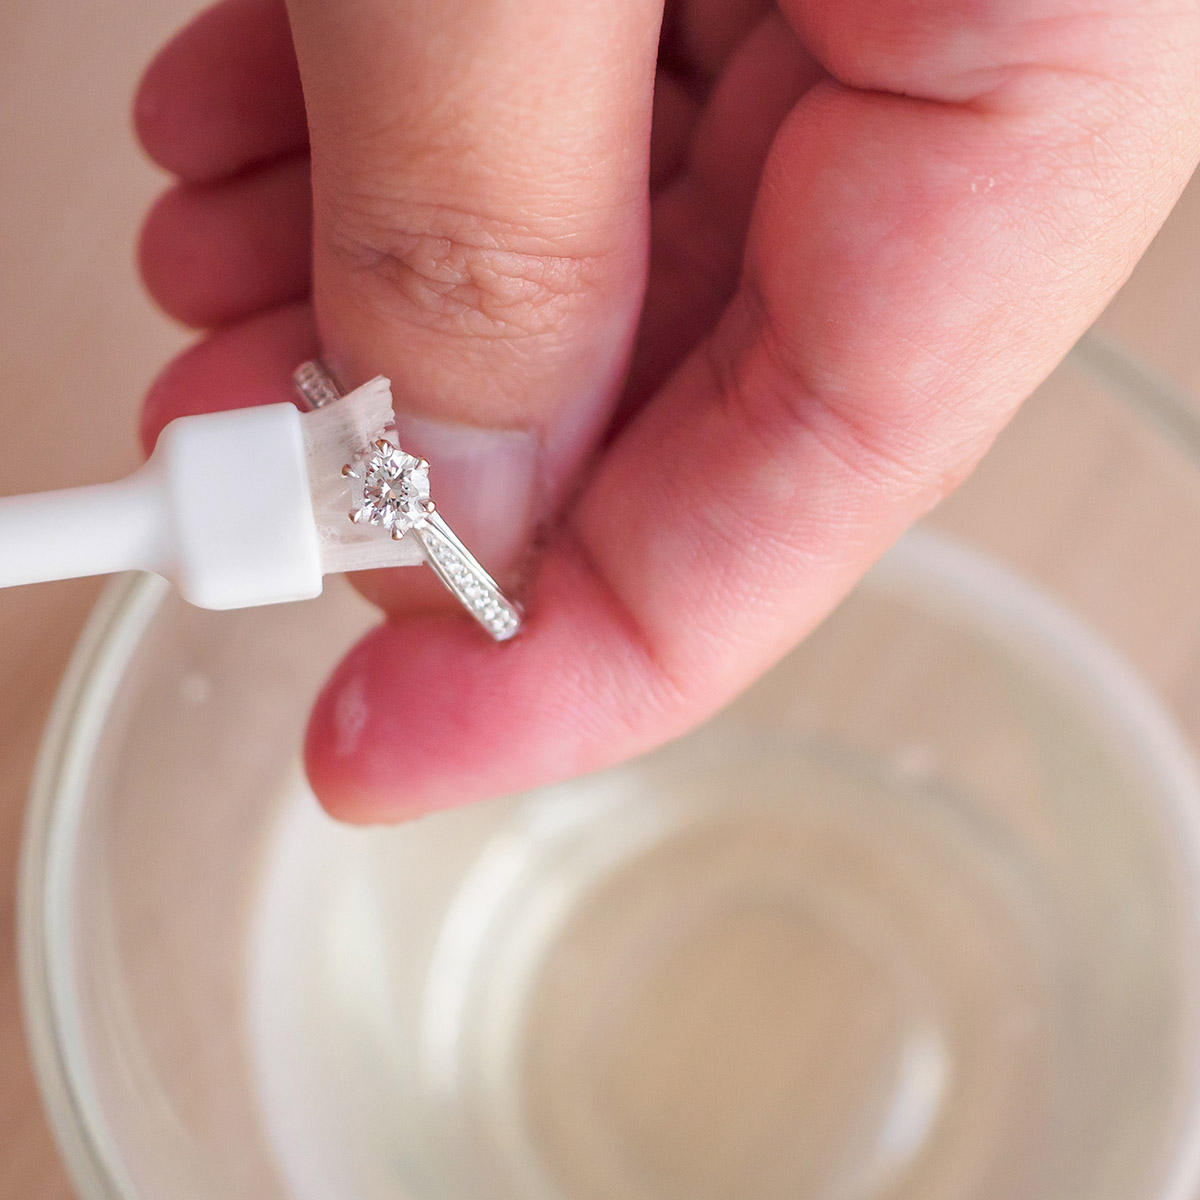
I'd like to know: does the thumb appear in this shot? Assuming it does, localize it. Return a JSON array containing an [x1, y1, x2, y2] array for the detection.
[[285, 0, 662, 577]]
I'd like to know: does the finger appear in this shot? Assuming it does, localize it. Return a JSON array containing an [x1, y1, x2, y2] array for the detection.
[[139, 157, 312, 328], [285, 0, 662, 577], [135, 0, 307, 183], [139, 303, 316, 453], [626, 12, 823, 410], [666, 0, 771, 85], [306, 0, 1200, 820], [648, 71, 701, 191]]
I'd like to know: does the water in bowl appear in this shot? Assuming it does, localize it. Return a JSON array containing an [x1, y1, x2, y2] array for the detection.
[[246, 532, 1200, 1200]]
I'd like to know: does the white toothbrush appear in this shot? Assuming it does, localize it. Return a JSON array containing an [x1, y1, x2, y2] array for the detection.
[[0, 375, 522, 637]]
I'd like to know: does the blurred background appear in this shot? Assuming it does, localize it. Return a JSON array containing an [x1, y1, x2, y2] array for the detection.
[[3, 1, 1200, 1196]]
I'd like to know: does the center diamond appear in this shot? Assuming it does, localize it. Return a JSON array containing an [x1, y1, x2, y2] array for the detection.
[[349, 439, 431, 536]]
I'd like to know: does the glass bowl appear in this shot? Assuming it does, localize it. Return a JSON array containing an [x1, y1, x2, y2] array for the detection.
[[20, 332, 1200, 1200]]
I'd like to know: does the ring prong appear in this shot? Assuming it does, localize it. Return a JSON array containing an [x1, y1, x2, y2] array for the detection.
[[341, 463, 358, 478], [391, 527, 405, 540], [349, 510, 363, 524], [423, 500, 436, 514], [373, 437, 393, 454], [417, 458, 429, 470]]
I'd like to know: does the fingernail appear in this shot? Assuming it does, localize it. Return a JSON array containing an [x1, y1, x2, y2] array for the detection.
[[391, 412, 539, 574]]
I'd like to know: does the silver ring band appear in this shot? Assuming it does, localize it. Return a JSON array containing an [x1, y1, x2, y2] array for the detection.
[[292, 358, 344, 411], [292, 360, 523, 641]]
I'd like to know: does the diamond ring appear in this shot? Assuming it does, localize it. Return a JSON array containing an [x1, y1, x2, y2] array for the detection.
[[293, 360, 523, 641]]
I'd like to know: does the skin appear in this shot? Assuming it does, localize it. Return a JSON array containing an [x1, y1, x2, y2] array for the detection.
[[135, 0, 1200, 822]]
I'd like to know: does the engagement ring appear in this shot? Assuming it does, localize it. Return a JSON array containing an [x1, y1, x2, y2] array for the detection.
[[293, 360, 523, 641]]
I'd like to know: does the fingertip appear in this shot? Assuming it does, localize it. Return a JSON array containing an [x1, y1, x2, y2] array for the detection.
[[133, 0, 307, 183], [138, 160, 312, 329], [140, 303, 318, 452], [304, 616, 528, 822], [137, 185, 196, 325], [133, 17, 231, 182], [303, 550, 671, 824], [132, 50, 186, 177]]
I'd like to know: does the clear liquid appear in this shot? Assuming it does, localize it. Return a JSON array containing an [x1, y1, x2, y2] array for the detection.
[[245, 532, 1200, 1200]]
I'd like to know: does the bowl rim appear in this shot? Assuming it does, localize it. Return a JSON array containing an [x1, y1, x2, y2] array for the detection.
[[20, 570, 169, 1200], [19, 330, 1200, 1200]]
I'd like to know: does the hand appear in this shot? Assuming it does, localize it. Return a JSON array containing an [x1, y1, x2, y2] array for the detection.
[[136, 0, 1200, 820]]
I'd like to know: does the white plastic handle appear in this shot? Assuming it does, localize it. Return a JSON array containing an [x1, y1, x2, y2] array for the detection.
[[0, 460, 168, 588]]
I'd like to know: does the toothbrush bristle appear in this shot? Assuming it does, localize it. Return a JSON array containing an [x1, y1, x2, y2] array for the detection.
[[301, 377, 427, 575]]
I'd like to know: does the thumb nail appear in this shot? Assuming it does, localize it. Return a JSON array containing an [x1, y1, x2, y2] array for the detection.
[[391, 412, 539, 575]]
